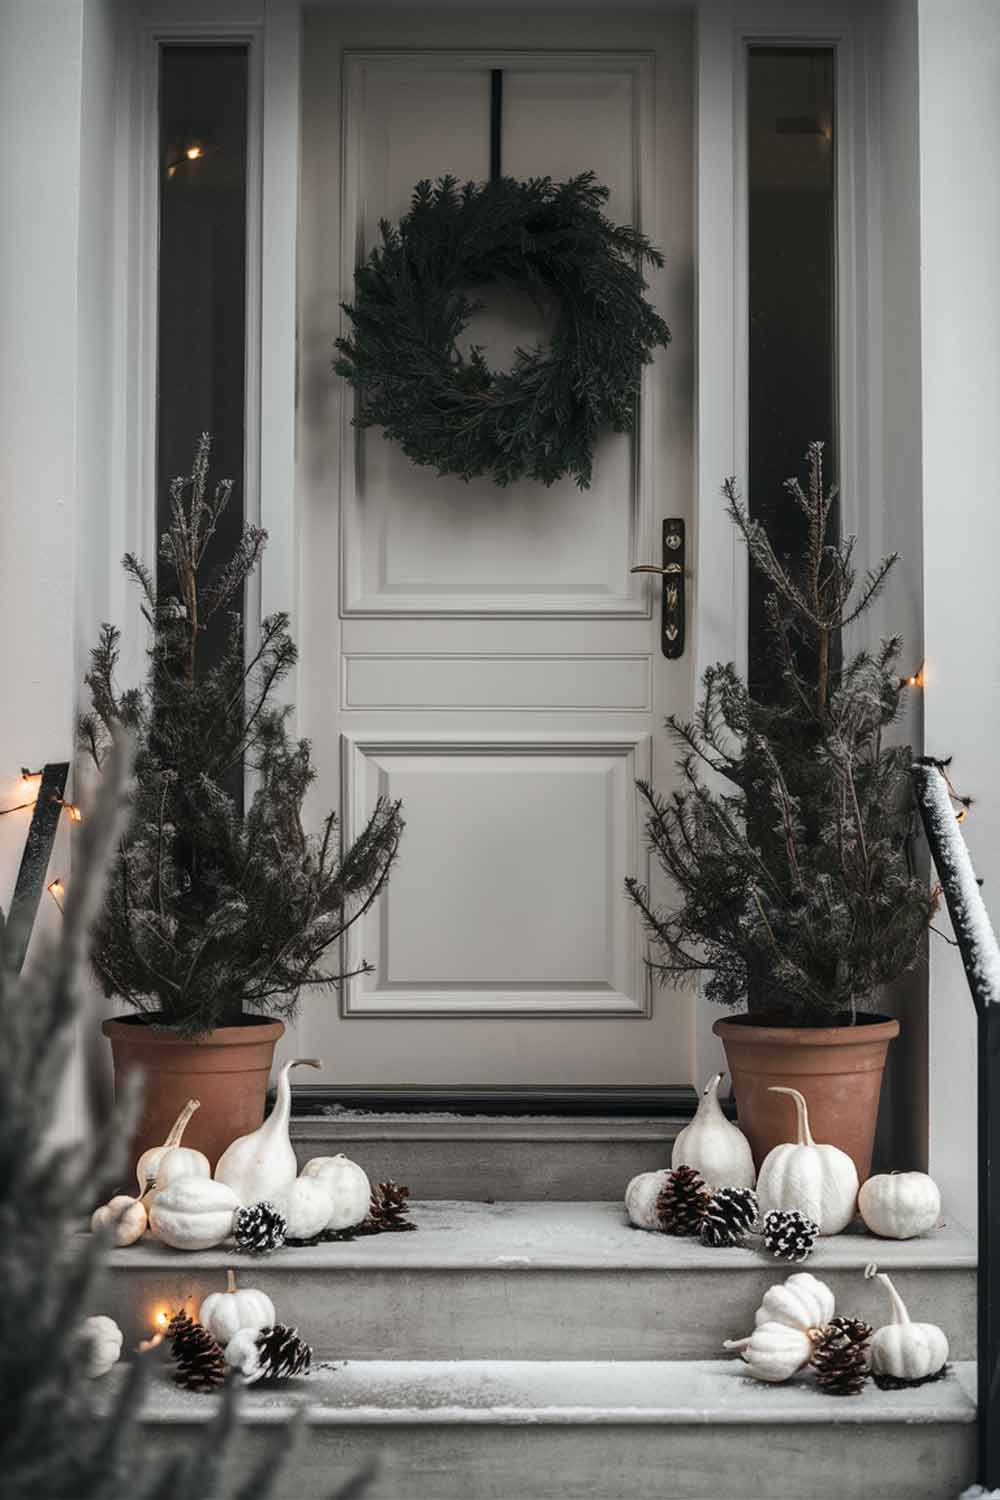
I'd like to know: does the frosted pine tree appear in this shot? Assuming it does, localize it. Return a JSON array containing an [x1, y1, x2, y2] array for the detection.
[[80, 436, 403, 1034], [626, 442, 935, 1024]]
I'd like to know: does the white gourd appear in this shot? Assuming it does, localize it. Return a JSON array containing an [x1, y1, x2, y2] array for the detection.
[[284, 1175, 337, 1240], [723, 1320, 816, 1382], [300, 1154, 371, 1231], [866, 1265, 949, 1380], [756, 1086, 859, 1235], [149, 1176, 240, 1250], [225, 1327, 265, 1384], [135, 1099, 210, 1211], [79, 1315, 123, 1378], [753, 1271, 835, 1334], [91, 1194, 147, 1247], [671, 1073, 756, 1190], [858, 1172, 941, 1240], [214, 1059, 322, 1208], [623, 1169, 670, 1231], [200, 1268, 275, 1346]]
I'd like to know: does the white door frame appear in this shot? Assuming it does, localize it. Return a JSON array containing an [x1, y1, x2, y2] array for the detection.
[[110, 0, 884, 1103]]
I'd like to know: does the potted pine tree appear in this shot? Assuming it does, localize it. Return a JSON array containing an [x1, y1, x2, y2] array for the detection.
[[81, 437, 403, 1169], [626, 443, 934, 1177]]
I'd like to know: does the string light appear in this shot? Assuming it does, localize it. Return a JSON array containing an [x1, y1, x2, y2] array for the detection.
[[185, 144, 203, 161], [900, 662, 925, 690], [138, 1309, 172, 1354], [2, 770, 83, 821]]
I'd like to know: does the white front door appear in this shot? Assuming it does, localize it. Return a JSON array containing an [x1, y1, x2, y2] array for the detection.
[[293, 8, 695, 1095]]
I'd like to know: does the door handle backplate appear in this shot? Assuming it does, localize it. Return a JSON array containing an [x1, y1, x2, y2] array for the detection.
[[631, 519, 686, 659]]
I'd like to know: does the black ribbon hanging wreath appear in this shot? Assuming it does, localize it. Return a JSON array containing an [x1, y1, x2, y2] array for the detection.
[[334, 172, 671, 489]]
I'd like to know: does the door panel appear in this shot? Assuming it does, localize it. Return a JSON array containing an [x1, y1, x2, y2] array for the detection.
[[297, 11, 694, 1091]]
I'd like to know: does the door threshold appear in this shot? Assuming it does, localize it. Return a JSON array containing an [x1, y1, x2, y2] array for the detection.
[[289, 1085, 700, 1118]]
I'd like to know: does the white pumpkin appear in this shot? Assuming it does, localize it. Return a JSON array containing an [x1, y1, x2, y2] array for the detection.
[[149, 1176, 240, 1250], [283, 1175, 337, 1240], [867, 1266, 949, 1380], [858, 1172, 941, 1240], [136, 1099, 210, 1210], [624, 1169, 670, 1231], [756, 1087, 859, 1235], [723, 1320, 816, 1382], [79, 1315, 123, 1378], [91, 1194, 147, 1247], [225, 1326, 266, 1384], [214, 1058, 321, 1207], [301, 1154, 371, 1231], [754, 1271, 835, 1335], [200, 1268, 275, 1346], [672, 1073, 756, 1190]]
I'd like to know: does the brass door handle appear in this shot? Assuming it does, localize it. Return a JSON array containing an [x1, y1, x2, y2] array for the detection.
[[630, 519, 686, 658]]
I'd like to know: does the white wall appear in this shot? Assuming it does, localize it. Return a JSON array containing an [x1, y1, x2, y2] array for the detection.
[[917, 0, 1000, 1230], [0, 0, 120, 1139]]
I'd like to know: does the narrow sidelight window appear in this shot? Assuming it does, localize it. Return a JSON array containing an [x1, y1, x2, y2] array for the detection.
[[156, 44, 249, 673], [747, 47, 836, 700]]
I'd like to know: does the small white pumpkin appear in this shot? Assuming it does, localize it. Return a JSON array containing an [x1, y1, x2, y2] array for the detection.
[[672, 1073, 756, 1190], [723, 1320, 816, 1382], [79, 1315, 123, 1378], [91, 1194, 147, 1247], [756, 1087, 859, 1235], [224, 1326, 266, 1384], [214, 1059, 322, 1208], [200, 1268, 275, 1346], [866, 1265, 949, 1380], [624, 1169, 670, 1231], [283, 1175, 337, 1240], [754, 1271, 835, 1335], [149, 1175, 240, 1250], [301, 1154, 371, 1231], [858, 1171, 941, 1240], [136, 1099, 210, 1211]]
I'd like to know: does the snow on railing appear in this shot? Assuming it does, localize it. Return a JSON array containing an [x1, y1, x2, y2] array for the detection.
[[916, 762, 1000, 1009]]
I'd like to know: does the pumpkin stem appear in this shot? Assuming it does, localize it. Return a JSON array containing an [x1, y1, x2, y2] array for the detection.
[[226, 1268, 237, 1294], [703, 1072, 724, 1098], [876, 1270, 911, 1325], [768, 1086, 815, 1147], [722, 1336, 751, 1351], [165, 1098, 200, 1149]]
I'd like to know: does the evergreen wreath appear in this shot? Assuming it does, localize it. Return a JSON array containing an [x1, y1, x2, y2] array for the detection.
[[334, 172, 671, 489]]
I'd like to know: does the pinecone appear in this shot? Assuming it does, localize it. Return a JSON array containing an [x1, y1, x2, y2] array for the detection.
[[167, 1310, 226, 1392], [655, 1165, 710, 1236], [234, 1200, 287, 1254], [245, 1324, 312, 1384], [811, 1315, 872, 1396], [365, 1180, 417, 1233], [761, 1208, 819, 1262], [699, 1187, 759, 1248]]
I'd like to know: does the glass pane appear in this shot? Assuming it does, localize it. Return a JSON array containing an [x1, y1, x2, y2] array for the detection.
[[747, 47, 836, 699], [156, 44, 249, 673]]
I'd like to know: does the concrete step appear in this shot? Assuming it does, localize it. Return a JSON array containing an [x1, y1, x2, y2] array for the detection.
[[135, 1357, 978, 1499], [290, 1113, 684, 1201], [98, 1200, 976, 1363]]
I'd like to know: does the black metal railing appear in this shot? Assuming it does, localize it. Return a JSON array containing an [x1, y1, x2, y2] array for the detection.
[[913, 761, 1000, 1487]]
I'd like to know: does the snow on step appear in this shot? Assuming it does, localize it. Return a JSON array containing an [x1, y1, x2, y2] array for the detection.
[[96, 1201, 977, 1364], [291, 1113, 685, 1201], [136, 1359, 978, 1499]]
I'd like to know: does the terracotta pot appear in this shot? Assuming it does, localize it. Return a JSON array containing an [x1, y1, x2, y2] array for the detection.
[[102, 1015, 285, 1178], [713, 1012, 900, 1182]]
